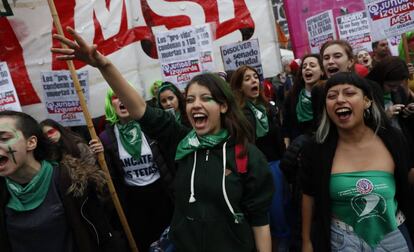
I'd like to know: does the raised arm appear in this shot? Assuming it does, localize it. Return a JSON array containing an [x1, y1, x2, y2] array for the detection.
[[51, 27, 147, 119]]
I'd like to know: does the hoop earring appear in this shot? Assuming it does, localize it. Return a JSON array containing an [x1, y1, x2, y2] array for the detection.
[[364, 107, 371, 119]]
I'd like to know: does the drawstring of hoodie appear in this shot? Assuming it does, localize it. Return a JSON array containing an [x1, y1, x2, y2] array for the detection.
[[188, 142, 244, 224], [188, 151, 197, 203]]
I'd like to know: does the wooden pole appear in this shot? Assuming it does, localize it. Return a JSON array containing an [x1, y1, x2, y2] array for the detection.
[[402, 33, 414, 80], [46, 1, 138, 251]]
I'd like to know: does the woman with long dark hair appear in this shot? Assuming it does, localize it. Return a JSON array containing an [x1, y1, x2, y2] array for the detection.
[[52, 27, 275, 252], [300, 72, 414, 251]]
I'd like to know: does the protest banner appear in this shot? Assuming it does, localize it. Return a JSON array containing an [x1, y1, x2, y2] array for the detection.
[[336, 10, 373, 52], [284, 0, 366, 57], [220, 39, 264, 80], [306, 10, 337, 54], [365, 0, 414, 42], [1, 0, 280, 120], [196, 24, 215, 73], [41, 70, 89, 127], [0, 62, 22, 112], [155, 23, 214, 90], [0, 0, 13, 17]]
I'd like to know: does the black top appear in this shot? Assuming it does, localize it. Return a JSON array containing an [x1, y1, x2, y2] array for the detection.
[[243, 102, 285, 161], [6, 168, 73, 252]]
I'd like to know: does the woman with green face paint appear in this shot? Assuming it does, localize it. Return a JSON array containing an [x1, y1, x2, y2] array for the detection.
[[99, 87, 174, 252], [52, 27, 274, 252], [0, 110, 125, 252]]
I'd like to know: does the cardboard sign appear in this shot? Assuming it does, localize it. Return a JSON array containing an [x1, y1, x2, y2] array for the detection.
[[365, 0, 414, 41], [41, 70, 89, 127], [220, 39, 263, 80], [306, 10, 337, 54], [337, 11, 373, 52], [155, 24, 214, 90], [0, 62, 21, 112]]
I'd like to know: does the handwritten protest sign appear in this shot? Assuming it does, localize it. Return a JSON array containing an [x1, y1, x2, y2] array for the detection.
[[0, 62, 22, 112], [337, 11, 373, 52], [220, 39, 263, 80], [306, 10, 337, 53], [365, 0, 414, 41], [41, 70, 89, 127], [155, 24, 214, 90]]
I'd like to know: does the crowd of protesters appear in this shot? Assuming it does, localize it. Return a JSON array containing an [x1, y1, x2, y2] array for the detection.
[[0, 26, 413, 252]]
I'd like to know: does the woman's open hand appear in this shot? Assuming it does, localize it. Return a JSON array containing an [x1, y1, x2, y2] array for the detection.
[[51, 26, 109, 68]]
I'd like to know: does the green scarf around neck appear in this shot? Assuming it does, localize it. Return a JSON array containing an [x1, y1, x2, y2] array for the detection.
[[175, 111, 182, 123], [6, 160, 53, 212], [246, 101, 269, 138], [175, 129, 229, 160], [296, 88, 314, 123], [383, 92, 392, 106], [117, 120, 142, 160]]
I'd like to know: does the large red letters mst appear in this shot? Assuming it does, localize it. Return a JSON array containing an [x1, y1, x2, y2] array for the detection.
[[0, 0, 254, 105]]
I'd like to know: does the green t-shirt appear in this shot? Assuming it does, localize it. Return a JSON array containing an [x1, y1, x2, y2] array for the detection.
[[330, 170, 398, 247]]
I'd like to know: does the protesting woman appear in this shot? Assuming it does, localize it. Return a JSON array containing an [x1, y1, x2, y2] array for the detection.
[[300, 72, 414, 251], [52, 27, 274, 252], [282, 54, 325, 146], [0, 111, 124, 252], [229, 65, 287, 250], [98, 87, 174, 252]]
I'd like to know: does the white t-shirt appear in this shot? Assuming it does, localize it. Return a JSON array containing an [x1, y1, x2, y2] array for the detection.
[[115, 125, 160, 186]]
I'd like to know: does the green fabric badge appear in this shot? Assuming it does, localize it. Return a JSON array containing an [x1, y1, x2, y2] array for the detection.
[[296, 88, 313, 123], [117, 120, 142, 159], [246, 101, 269, 138], [383, 93, 392, 106]]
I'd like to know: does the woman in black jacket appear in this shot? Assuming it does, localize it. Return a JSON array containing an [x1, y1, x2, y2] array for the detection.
[[0, 111, 124, 252], [230, 65, 288, 248], [300, 72, 414, 251], [52, 27, 274, 252]]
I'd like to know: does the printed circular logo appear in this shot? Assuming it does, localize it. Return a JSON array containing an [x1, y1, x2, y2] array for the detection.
[[356, 178, 374, 194]]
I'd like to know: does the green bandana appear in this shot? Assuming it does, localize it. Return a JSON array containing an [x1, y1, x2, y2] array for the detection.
[[383, 93, 392, 106], [175, 129, 229, 160], [175, 111, 182, 123], [117, 121, 142, 160], [246, 101, 269, 138], [6, 160, 53, 212], [296, 88, 313, 123]]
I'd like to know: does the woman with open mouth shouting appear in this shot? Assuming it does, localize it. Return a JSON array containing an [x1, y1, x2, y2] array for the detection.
[[282, 54, 325, 147], [230, 65, 287, 250], [279, 54, 325, 251], [300, 72, 414, 252], [98, 87, 175, 252], [320, 40, 355, 79], [356, 49, 373, 71], [52, 27, 274, 252], [0, 111, 124, 252]]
